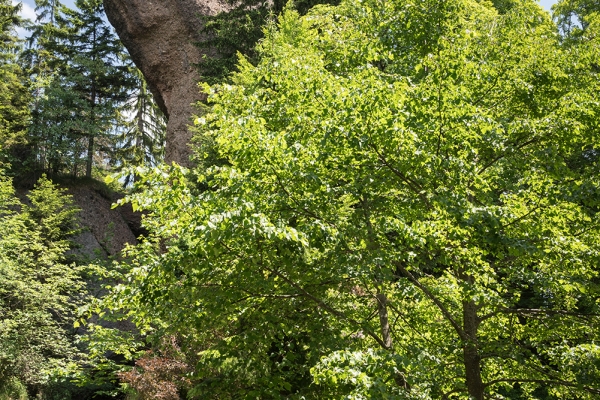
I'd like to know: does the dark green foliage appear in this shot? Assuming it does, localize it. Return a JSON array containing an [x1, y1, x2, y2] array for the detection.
[[0, 0, 31, 168], [114, 68, 166, 187], [24, 0, 135, 179], [196, 0, 340, 84]]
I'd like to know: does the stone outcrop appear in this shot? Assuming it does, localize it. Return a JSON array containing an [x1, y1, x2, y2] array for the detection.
[[68, 185, 140, 258], [103, 0, 228, 165]]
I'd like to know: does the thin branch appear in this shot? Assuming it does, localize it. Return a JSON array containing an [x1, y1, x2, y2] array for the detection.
[[500, 204, 542, 230], [441, 387, 465, 400], [369, 145, 433, 209], [263, 265, 388, 349], [477, 137, 539, 176], [394, 262, 467, 341], [499, 307, 600, 318]]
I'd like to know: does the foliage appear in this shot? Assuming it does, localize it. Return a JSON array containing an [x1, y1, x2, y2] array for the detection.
[[114, 68, 166, 187], [105, 0, 600, 398], [118, 336, 191, 400], [0, 0, 31, 166], [0, 0, 20, 51], [23, 0, 135, 178], [196, 0, 339, 84], [0, 377, 28, 400], [0, 174, 86, 396], [553, 0, 600, 35]]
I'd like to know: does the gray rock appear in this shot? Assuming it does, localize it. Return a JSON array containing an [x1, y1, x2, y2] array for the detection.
[[103, 0, 230, 166]]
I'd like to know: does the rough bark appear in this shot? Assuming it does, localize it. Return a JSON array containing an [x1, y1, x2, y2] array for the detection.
[[463, 299, 484, 400], [103, 0, 229, 165]]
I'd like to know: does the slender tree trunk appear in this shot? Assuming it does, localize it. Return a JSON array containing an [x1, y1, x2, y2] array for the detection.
[[86, 134, 94, 178], [86, 25, 98, 178], [376, 291, 392, 350], [463, 299, 484, 400], [86, 80, 97, 178]]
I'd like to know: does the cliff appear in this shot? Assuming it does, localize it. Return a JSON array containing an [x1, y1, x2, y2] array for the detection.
[[103, 0, 229, 166]]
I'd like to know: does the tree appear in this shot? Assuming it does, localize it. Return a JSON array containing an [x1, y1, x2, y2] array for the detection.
[[0, 0, 30, 167], [0, 174, 85, 396], [553, 0, 600, 36], [114, 68, 166, 187], [64, 0, 132, 178], [105, 0, 600, 398], [24, 0, 133, 178], [196, 0, 339, 84]]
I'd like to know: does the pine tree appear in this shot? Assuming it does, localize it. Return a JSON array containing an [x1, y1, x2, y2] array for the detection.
[[115, 68, 166, 186], [35, 0, 63, 25], [23, 0, 73, 175], [24, 0, 133, 178], [0, 0, 30, 167], [64, 0, 133, 177]]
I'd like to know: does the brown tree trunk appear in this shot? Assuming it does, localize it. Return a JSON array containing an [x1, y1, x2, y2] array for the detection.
[[86, 135, 94, 178], [463, 299, 484, 400]]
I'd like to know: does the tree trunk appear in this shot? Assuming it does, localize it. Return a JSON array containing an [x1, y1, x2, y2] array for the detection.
[[463, 299, 484, 400], [376, 291, 393, 350], [86, 135, 94, 178], [87, 25, 97, 179]]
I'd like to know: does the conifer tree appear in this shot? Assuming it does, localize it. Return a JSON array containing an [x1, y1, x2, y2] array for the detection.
[[35, 0, 62, 25], [24, 0, 74, 175], [115, 68, 166, 186], [63, 0, 133, 177], [0, 174, 84, 396], [24, 0, 133, 178], [0, 0, 30, 167]]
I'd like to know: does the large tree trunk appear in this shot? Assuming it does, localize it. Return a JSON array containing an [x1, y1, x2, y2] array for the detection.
[[103, 0, 229, 166]]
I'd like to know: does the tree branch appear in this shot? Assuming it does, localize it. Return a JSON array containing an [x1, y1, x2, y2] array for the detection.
[[263, 265, 389, 349], [496, 307, 599, 319], [394, 262, 467, 341]]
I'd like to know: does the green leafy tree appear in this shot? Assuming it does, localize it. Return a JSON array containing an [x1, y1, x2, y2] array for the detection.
[[553, 0, 600, 36], [104, 0, 600, 398], [0, 174, 85, 396], [196, 0, 340, 84]]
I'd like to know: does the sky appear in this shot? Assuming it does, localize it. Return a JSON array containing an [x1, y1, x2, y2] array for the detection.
[[12, 0, 559, 37], [12, 0, 77, 37], [539, 0, 557, 10]]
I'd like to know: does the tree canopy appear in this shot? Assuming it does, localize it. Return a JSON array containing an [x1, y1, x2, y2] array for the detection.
[[3, 0, 600, 398], [103, 0, 600, 398]]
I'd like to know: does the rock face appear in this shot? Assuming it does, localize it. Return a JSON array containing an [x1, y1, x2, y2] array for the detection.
[[103, 0, 228, 165], [68, 185, 140, 258]]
